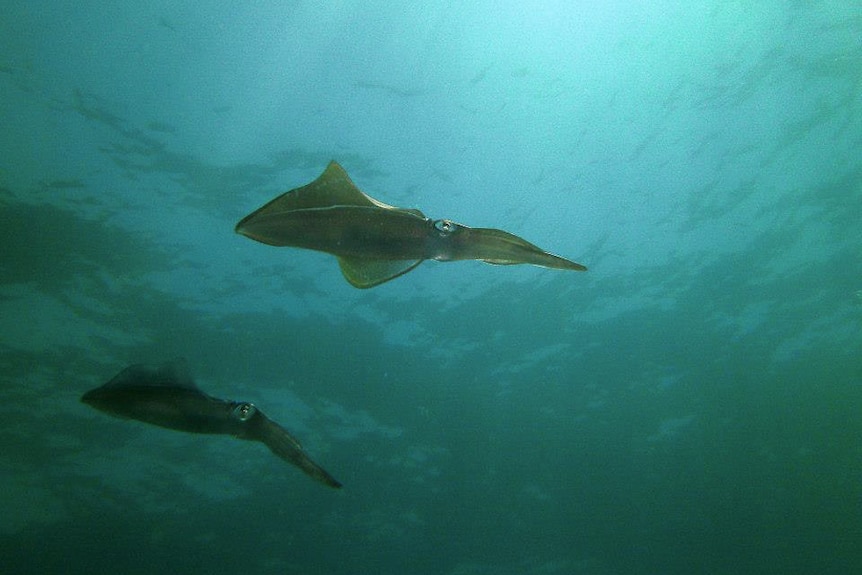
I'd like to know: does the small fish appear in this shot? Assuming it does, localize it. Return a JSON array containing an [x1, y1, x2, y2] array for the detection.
[[82, 359, 341, 488], [236, 161, 586, 288]]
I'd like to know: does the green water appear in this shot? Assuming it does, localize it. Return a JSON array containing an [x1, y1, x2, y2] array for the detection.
[[1, 2, 860, 573]]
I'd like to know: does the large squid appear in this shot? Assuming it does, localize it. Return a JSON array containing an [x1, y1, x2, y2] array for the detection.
[[236, 161, 586, 288]]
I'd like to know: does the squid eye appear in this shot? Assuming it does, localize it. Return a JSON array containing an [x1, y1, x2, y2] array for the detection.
[[232, 402, 256, 421], [433, 219, 458, 235]]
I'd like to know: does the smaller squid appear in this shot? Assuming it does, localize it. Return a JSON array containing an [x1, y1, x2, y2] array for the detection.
[[82, 359, 341, 488]]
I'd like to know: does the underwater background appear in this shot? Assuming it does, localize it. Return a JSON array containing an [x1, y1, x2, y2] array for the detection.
[[1, 2, 860, 574]]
